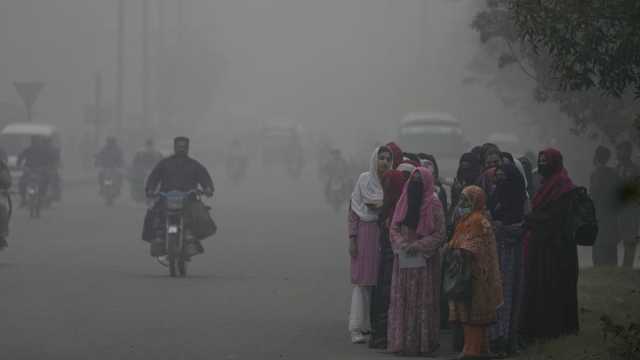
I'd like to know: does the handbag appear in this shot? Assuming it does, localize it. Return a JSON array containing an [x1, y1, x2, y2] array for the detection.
[[442, 247, 472, 301]]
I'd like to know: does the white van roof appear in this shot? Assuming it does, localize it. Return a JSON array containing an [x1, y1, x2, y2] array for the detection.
[[1, 123, 57, 137], [401, 112, 459, 126]]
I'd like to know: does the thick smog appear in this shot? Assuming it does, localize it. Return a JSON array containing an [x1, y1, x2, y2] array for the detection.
[[0, 1, 638, 359]]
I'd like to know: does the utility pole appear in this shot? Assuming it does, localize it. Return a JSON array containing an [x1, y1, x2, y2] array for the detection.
[[142, 0, 151, 131], [116, 0, 125, 135]]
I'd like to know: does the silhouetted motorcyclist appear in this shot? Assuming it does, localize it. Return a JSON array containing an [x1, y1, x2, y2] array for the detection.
[[17, 136, 56, 206], [144, 137, 214, 265], [95, 137, 125, 195]]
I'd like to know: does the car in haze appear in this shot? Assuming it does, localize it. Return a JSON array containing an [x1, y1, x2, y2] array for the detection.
[[397, 112, 465, 182]]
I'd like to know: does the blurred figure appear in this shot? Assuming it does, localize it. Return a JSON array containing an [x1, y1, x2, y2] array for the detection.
[[590, 146, 620, 266], [522, 149, 579, 340], [387, 168, 446, 356], [42, 137, 62, 202], [448, 186, 503, 359], [348, 146, 391, 344], [225, 138, 249, 184], [18, 136, 56, 207], [616, 141, 640, 268], [322, 149, 350, 210], [95, 136, 125, 196], [130, 139, 164, 202]]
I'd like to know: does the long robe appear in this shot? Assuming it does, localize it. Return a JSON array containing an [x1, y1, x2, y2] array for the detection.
[[387, 206, 446, 355], [521, 190, 579, 339]]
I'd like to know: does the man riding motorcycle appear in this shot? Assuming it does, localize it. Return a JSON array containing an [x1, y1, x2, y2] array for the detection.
[[144, 136, 214, 265], [17, 136, 57, 207], [95, 136, 125, 196], [130, 139, 163, 201]]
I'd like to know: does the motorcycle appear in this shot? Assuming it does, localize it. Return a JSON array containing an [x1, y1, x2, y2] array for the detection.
[[100, 168, 122, 206], [156, 189, 203, 277]]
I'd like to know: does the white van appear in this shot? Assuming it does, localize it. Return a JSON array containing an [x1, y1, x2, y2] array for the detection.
[[0, 123, 59, 182], [397, 112, 465, 180]]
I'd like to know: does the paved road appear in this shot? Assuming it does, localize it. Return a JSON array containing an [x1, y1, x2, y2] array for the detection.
[[0, 169, 462, 360]]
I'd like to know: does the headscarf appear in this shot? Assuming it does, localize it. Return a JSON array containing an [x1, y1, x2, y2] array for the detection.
[[386, 142, 403, 170], [457, 152, 482, 185], [531, 148, 575, 210], [450, 185, 503, 316], [350, 146, 386, 221], [490, 163, 527, 224], [381, 170, 409, 223], [392, 167, 441, 238]]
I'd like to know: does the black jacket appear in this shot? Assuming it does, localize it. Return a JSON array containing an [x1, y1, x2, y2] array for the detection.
[[145, 154, 214, 194]]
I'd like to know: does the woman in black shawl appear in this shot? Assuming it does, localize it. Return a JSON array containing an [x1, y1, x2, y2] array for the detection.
[[488, 163, 527, 356]]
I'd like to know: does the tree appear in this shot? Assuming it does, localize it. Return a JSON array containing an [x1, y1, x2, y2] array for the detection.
[[471, 0, 640, 143]]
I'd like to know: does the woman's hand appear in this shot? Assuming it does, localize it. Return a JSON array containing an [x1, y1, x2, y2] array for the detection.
[[405, 243, 419, 256], [349, 238, 358, 258]]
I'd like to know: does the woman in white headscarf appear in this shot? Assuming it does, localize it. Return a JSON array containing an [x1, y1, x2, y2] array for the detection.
[[348, 145, 393, 344]]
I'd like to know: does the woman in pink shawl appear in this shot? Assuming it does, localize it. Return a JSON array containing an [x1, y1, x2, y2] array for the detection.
[[387, 167, 446, 355]]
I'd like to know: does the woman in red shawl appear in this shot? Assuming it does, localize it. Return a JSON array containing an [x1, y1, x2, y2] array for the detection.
[[521, 148, 579, 340], [387, 167, 446, 355]]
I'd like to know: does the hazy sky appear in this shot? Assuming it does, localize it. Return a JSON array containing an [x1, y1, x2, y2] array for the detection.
[[0, 0, 560, 154]]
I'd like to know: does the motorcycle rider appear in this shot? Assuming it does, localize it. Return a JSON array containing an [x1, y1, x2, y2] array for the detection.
[[95, 136, 125, 195], [145, 136, 214, 265], [130, 139, 163, 201], [17, 136, 56, 207]]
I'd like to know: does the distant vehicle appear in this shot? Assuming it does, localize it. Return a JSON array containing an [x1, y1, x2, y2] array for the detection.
[[397, 112, 465, 180], [486, 132, 523, 155], [0, 123, 60, 188], [259, 120, 304, 173]]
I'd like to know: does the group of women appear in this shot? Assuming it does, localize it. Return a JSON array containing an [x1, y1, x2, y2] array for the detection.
[[347, 142, 581, 358]]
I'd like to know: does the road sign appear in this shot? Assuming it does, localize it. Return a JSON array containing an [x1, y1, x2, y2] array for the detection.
[[13, 82, 45, 122]]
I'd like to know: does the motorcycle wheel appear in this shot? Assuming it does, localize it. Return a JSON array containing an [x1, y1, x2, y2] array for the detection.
[[168, 236, 179, 277]]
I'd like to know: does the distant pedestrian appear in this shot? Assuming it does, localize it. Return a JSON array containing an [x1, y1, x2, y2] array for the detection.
[[590, 146, 620, 266]]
